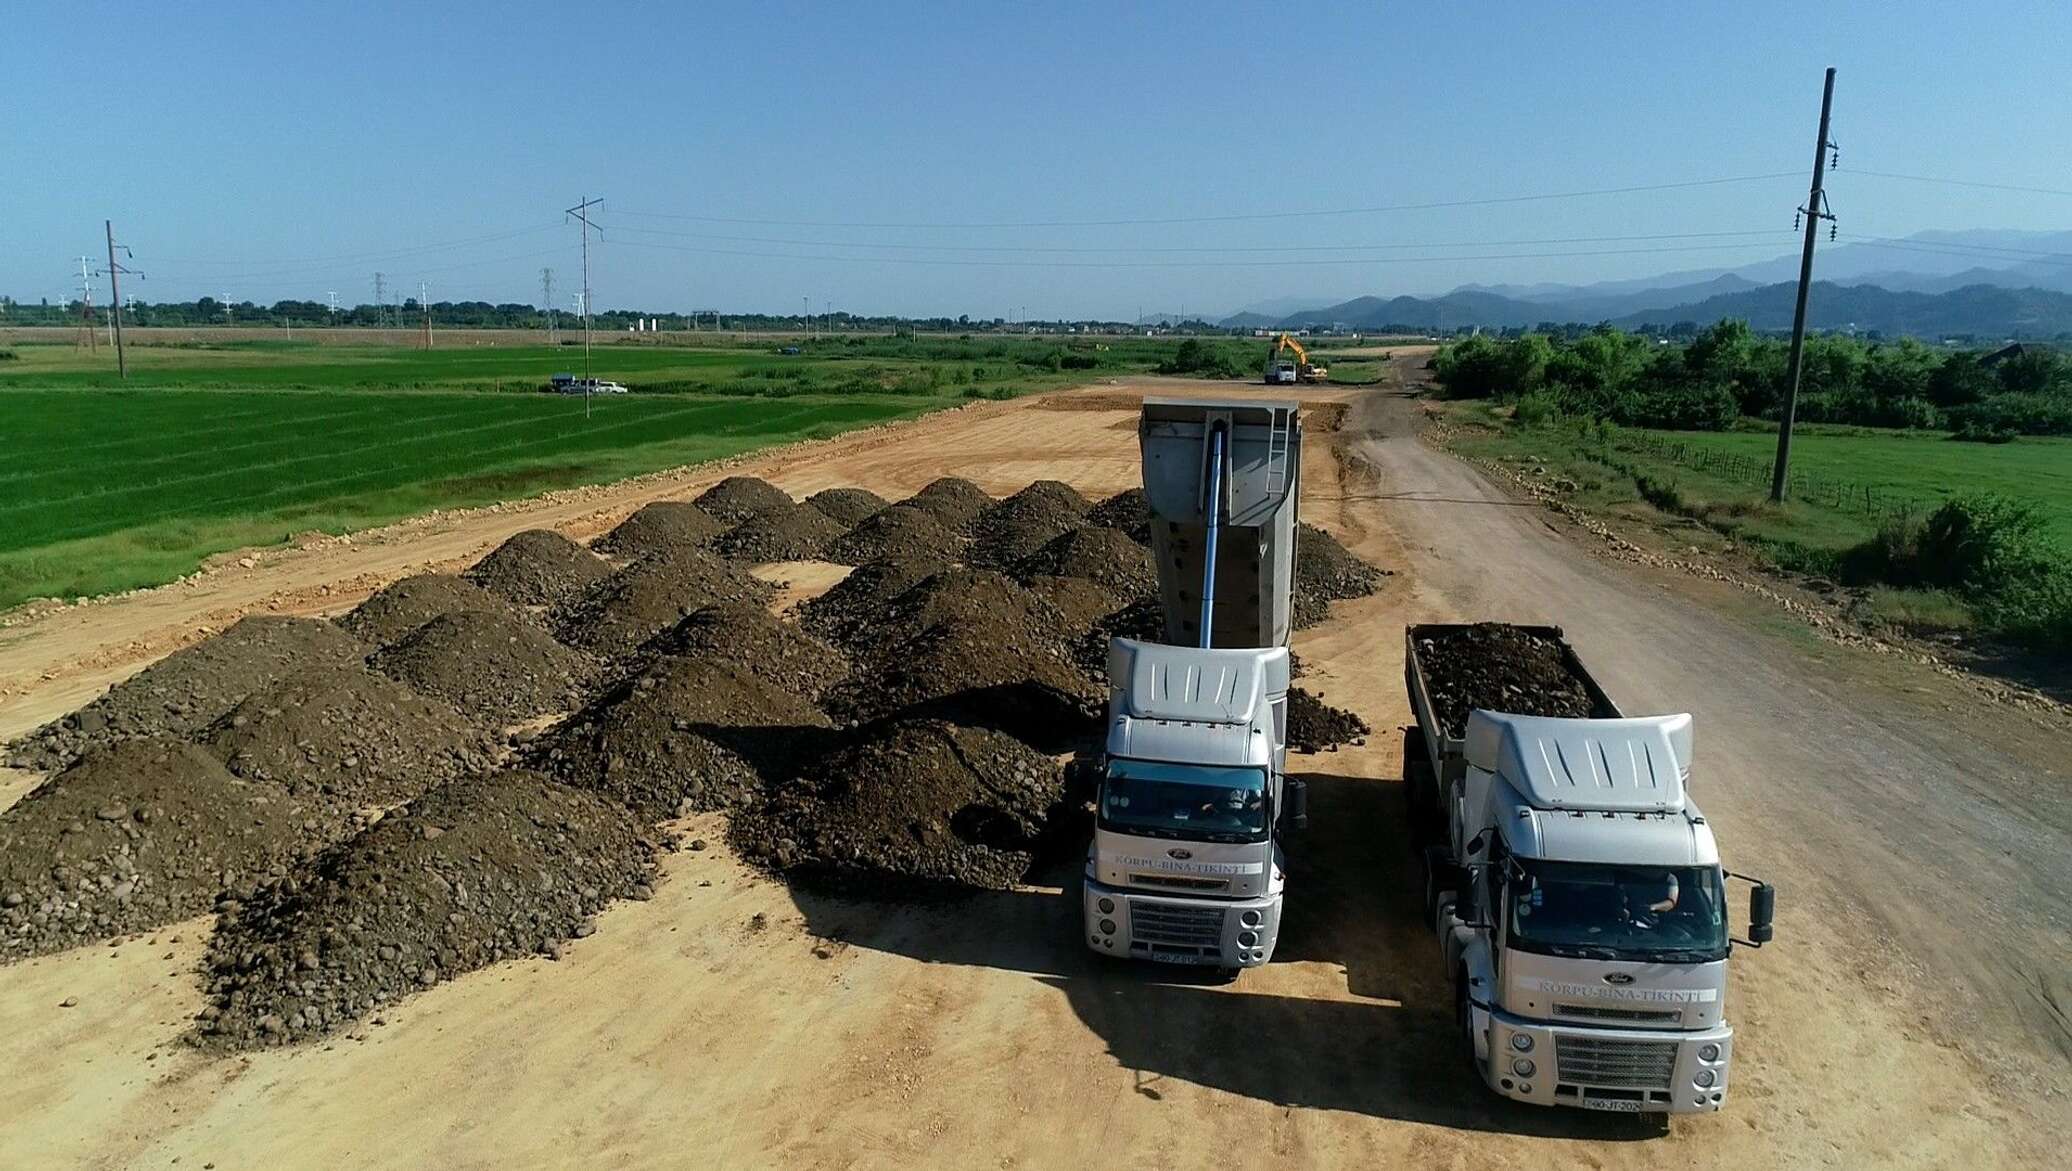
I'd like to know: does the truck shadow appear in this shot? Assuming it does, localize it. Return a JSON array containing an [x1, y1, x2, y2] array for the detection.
[[779, 771, 1661, 1140]]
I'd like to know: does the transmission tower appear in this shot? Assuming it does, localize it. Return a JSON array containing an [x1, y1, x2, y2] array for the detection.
[[373, 272, 387, 328], [75, 256, 98, 351], [564, 196, 603, 417], [541, 267, 556, 341]]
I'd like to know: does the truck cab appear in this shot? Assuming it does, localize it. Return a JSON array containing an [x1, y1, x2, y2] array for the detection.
[[1083, 639, 1297, 969], [1438, 711, 1770, 1114]]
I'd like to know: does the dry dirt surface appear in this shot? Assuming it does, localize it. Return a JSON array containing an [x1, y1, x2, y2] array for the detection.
[[0, 369, 2065, 1168]]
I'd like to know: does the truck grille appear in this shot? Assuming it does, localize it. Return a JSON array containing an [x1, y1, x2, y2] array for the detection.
[[1129, 902, 1225, 952], [1555, 1003, 1682, 1025], [1129, 873, 1230, 893], [1555, 1036, 1678, 1091]]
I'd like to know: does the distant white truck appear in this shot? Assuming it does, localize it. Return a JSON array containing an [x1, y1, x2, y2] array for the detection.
[[547, 374, 629, 395], [1084, 398, 1308, 974], [1405, 623, 1776, 1116]]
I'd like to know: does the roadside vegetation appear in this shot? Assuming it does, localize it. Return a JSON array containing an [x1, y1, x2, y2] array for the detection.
[[0, 335, 1250, 607], [1429, 324, 2072, 655]]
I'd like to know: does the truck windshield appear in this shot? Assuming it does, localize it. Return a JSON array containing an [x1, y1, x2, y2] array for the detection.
[[1099, 760, 1269, 844], [1507, 860, 1728, 963]]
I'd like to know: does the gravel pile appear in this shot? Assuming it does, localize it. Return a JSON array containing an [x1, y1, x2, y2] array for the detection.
[[1085, 487, 1153, 544], [730, 719, 1065, 893], [794, 556, 954, 646], [968, 480, 1092, 568], [1415, 624, 1600, 738], [337, 573, 523, 649], [820, 567, 1057, 654], [200, 662, 493, 817], [369, 609, 596, 726], [897, 476, 994, 531], [694, 476, 795, 525], [1070, 599, 1167, 679], [1293, 523, 1386, 630], [712, 501, 849, 562], [591, 502, 724, 561], [7, 617, 368, 771], [0, 739, 310, 960], [1024, 575, 1130, 633], [1014, 525, 1157, 602], [804, 487, 888, 526], [1286, 688, 1371, 753], [822, 505, 965, 567], [465, 529, 612, 608], [195, 769, 656, 1050], [530, 655, 834, 821], [634, 602, 851, 699], [551, 547, 775, 655]]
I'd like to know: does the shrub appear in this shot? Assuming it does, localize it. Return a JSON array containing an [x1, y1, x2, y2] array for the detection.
[[1512, 391, 1563, 427]]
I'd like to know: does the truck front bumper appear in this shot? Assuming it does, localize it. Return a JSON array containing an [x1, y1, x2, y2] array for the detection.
[[1479, 1006, 1733, 1115], [1083, 878, 1280, 968]]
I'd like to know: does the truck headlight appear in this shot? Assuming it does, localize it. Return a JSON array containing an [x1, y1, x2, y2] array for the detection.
[[1694, 1069, 1716, 1089], [1240, 909, 1263, 928], [1098, 919, 1117, 936], [1698, 1043, 1721, 1063], [1510, 1058, 1535, 1078], [1097, 897, 1115, 915], [1509, 1033, 1533, 1053]]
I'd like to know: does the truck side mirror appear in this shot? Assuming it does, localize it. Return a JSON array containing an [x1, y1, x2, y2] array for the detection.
[[1285, 778, 1309, 832], [1463, 830, 1488, 859], [1748, 882, 1775, 945]]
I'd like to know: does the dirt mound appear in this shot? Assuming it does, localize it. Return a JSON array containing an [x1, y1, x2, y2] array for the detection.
[[1085, 488, 1153, 544], [337, 573, 522, 649], [201, 662, 493, 819], [968, 480, 1092, 568], [1287, 688, 1371, 753], [1025, 575, 1129, 633], [822, 505, 965, 567], [1015, 525, 1157, 602], [804, 487, 888, 526], [591, 502, 724, 560], [464, 529, 612, 608], [897, 476, 994, 531], [0, 739, 310, 960], [635, 602, 850, 699], [794, 556, 954, 646], [730, 719, 1064, 892], [821, 573, 1100, 750], [369, 609, 596, 725], [551, 547, 775, 655], [694, 476, 795, 525], [1070, 599, 1167, 679], [1293, 523, 1386, 630], [7, 616, 368, 771], [195, 770, 655, 1049], [712, 502, 849, 562], [531, 656, 834, 821], [1415, 624, 1599, 738]]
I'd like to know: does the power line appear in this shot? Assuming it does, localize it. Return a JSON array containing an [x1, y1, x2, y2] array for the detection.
[[614, 171, 1804, 229], [1833, 233, 2072, 266], [1840, 169, 2072, 199], [150, 223, 562, 268], [606, 238, 1792, 270], [598, 223, 1790, 255]]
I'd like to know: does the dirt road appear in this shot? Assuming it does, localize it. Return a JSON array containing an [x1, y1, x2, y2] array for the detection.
[[0, 370, 2063, 1168]]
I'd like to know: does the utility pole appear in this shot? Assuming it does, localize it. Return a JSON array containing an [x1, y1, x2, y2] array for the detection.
[[1770, 66, 1839, 503], [76, 257, 98, 351], [565, 195, 603, 418]]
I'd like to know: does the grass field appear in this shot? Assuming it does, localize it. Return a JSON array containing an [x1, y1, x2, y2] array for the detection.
[[1444, 406, 2072, 639], [0, 334, 1225, 607]]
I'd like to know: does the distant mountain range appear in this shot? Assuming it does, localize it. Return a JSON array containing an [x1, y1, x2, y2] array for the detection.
[[1208, 229, 2072, 337]]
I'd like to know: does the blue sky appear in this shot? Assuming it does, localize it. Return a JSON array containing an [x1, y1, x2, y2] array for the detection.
[[5, 0, 2067, 318]]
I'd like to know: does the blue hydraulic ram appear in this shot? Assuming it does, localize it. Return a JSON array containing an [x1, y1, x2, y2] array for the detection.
[[1197, 424, 1225, 648]]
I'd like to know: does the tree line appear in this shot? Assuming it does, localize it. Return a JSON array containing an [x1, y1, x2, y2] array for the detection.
[[1432, 322, 2072, 439]]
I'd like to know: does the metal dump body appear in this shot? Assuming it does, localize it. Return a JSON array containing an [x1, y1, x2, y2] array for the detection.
[[1137, 397, 1302, 649], [1403, 623, 1621, 789]]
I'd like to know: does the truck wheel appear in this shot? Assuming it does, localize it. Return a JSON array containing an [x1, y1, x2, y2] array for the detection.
[[1423, 845, 1459, 930], [1455, 972, 1483, 1081]]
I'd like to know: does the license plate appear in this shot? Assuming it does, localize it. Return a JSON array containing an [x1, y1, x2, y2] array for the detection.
[[1145, 951, 1217, 966], [1581, 1097, 1644, 1113]]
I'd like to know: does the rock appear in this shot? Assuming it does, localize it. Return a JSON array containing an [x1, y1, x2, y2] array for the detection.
[[59, 996, 78, 1008]]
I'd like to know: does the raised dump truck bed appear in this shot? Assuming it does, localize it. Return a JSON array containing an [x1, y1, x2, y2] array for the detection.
[[1403, 623, 1619, 829]]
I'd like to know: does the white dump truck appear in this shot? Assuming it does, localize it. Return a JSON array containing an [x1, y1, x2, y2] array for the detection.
[[1084, 398, 1307, 972], [1404, 623, 1776, 1115]]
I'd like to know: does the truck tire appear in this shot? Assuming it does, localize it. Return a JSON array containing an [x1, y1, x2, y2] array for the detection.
[[1423, 845, 1460, 930], [1455, 969, 1484, 1082]]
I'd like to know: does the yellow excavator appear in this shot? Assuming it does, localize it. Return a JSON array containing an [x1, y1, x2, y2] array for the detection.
[[1264, 333, 1328, 385]]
